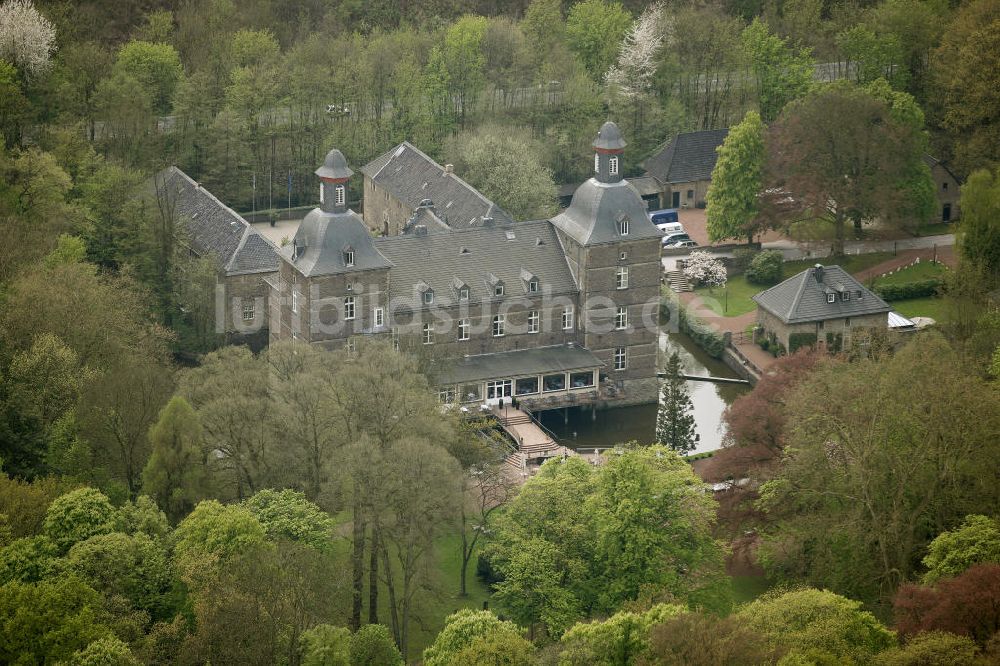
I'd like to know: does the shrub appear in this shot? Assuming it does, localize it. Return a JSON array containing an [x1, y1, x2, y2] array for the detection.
[[873, 278, 943, 301], [788, 332, 817, 353], [732, 248, 757, 273], [746, 250, 784, 285], [679, 307, 725, 358], [825, 332, 843, 353]]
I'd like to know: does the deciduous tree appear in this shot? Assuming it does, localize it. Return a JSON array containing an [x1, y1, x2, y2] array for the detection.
[[565, 0, 632, 81], [707, 111, 766, 244], [741, 18, 814, 122], [893, 564, 1000, 646], [0, 0, 56, 79], [922, 515, 1000, 584], [957, 166, 1000, 276], [142, 396, 211, 524]]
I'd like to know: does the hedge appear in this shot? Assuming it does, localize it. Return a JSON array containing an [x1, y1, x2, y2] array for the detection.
[[679, 307, 726, 358], [825, 331, 843, 353], [788, 332, 818, 353], [873, 278, 943, 301]]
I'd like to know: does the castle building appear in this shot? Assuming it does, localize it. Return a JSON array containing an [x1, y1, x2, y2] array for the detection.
[[268, 121, 662, 408]]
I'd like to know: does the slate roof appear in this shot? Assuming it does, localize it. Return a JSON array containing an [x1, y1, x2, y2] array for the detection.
[[752, 265, 891, 324], [643, 129, 729, 184], [285, 207, 393, 277], [434, 344, 604, 386], [156, 167, 279, 276], [922, 154, 960, 182], [361, 142, 513, 229], [551, 179, 662, 246], [374, 220, 577, 304], [593, 121, 627, 150]]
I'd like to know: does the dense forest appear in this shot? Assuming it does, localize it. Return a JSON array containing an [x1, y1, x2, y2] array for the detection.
[[1, 0, 1000, 663]]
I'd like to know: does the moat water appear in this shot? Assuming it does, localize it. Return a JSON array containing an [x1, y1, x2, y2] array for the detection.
[[536, 331, 749, 456]]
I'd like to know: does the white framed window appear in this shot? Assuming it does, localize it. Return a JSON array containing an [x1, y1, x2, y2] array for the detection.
[[619, 251, 628, 261], [527, 278, 539, 293], [344, 296, 355, 320], [609, 155, 619, 175], [562, 306, 574, 331], [459, 286, 470, 301], [422, 323, 434, 345], [492, 315, 505, 337], [423, 289, 434, 305], [439, 387, 456, 404], [594, 152, 600, 173], [614, 346, 627, 371], [291, 291, 300, 314], [615, 306, 628, 330], [373, 307, 384, 328], [320, 183, 325, 204], [494, 283, 505, 297], [335, 185, 345, 206], [458, 318, 470, 340], [528, 310, 539, 334], [343, 250, 354, 266], [618, 217, 629, 236], [841, 291, 851, 302], [616, 266, 629, 290], [346, 337, 357, 353], [242, 298, 255, 321], [826, 293, 835, 304]]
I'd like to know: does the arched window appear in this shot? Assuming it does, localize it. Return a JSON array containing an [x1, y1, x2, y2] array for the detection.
[[335, 185, 346, 206], [609, 155, 619, 175], [594, 152, 600, 173]]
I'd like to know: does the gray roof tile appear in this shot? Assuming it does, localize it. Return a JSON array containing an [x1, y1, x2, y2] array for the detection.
[[644, 129, 729, 184], [156, 167, 279, 275], [435, 344, 603, 385], [551, 179, 662, 246], [374, 220, 577, 304], [361, 142, 513, 229], [286, 207, 393, 277], [752, 265, 891, 324]]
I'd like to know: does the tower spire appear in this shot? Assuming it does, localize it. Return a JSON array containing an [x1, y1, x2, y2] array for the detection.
[[592, 121, 626, 184], [315, 148, 353, 213]]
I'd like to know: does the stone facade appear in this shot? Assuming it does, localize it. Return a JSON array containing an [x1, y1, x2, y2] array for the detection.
[[926, 157, 961, 223], [270, 123, 663, 407], [756, 307, 887, 353], [222, 271, 275, 351]]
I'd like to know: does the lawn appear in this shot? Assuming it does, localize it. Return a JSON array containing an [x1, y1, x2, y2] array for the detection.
[[783, 251, 895, 278], [872, 260, 948, 286], [693, 279, 760, 317], [891, 296, 948, 321]]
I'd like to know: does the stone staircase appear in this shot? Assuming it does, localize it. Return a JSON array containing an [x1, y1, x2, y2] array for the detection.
[[665, 270, 692, 292]]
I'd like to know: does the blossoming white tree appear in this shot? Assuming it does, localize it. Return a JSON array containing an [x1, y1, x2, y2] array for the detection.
[[683, 250, 727, 288], [604, 2, 668, 101], [0, 0, 56, 79]]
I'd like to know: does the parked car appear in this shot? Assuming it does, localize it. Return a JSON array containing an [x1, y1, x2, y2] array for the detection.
[[661, 232, 693, 246], [666, 239, 698, 249], [649, 209, 684, 236]]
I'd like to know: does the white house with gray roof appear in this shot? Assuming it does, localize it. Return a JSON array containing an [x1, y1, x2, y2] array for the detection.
[[752, 264, 892, 353], [269, 122, 662, 408]]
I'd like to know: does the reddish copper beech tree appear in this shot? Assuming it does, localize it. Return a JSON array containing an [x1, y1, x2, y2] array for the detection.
[[893, 563, 1000, 646]]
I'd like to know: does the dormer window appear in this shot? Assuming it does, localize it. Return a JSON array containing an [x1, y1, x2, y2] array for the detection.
[[335, 185, 345, 206], [528, 278, 539, 293], [841, 291, 850, 302], [495, 283, 505, 297], [459, 286, 469, 301], [609, 155, 619, 175], [423, 289, 434, 305], [343, 249, 354, 266], [826, 293, 836, 304], [617, 215, 630, 236]]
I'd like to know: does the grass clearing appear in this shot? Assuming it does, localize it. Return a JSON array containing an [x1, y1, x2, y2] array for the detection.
[[731, 574, 773, 605], [783, 252, 895, 278], [891, 296, 948, 321], [873, 261, 948, 286]]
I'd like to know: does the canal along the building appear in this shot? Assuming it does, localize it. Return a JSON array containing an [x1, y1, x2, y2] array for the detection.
[[536, 330, 749, 456]]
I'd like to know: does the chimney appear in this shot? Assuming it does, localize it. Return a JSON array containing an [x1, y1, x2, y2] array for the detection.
[[814, 264, 824, 283], [444, 164, 454, 174], [414, 225, 428, 236]]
